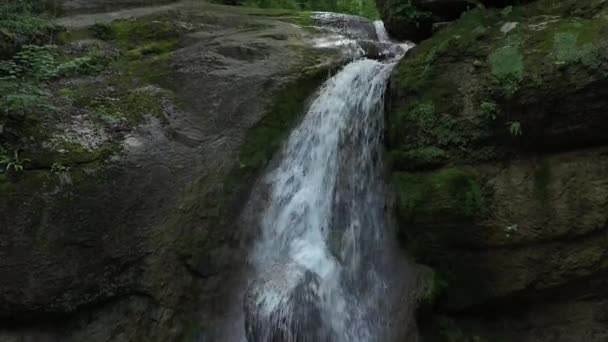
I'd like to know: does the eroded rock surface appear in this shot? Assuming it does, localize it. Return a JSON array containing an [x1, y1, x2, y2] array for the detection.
[[386, 0, 608, 340], [0, 3, 351, 341]]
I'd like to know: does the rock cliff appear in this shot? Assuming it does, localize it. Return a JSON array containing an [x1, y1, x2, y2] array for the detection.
[[382, 0, 608, 340], [0, 3, 347, 340]]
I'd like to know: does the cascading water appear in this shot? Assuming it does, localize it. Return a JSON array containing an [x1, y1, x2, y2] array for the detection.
[[243, 17, 414, 342]]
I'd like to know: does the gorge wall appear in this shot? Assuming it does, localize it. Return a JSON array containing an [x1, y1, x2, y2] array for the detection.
[[380, 0, 608, 340], [0, 3, 349, 340]]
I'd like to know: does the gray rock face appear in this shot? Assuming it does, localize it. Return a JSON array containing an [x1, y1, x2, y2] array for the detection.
[[54, 0, 177, 14], [0, 3, 347, 341]]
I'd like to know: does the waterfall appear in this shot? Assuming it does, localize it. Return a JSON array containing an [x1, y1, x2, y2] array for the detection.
[[373, 20, 391, 43], [243, 19, 413, 342]]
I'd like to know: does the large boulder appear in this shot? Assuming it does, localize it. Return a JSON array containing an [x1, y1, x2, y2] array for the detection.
[[0, 4, 344, 341], [386, 0, 608, 340]]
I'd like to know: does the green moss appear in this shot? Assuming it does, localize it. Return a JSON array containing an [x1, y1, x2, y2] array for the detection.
[[246, 8, 313, 26], [123, 52, 172, 84], [388, 9, 505, 166], [27, 139, 117, 169], [390, 97, 494, 165], [223, 66, 329, 196], [86, 90, 164, 128], [57, 87, 73, 96], [421, 316, 496, 342], [126, 40, 176, 60], [111, 18, 181, 47], [488, 46, 523, 96], [388, 147, 447, 171], [393, 168, 484, 224], [58, 29, 93, 44], [420, 268, 448, 306]]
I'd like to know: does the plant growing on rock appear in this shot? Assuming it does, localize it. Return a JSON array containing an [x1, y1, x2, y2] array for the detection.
[[507, 121, 522, 136], [488, 45, 523, 96], [480, 101, 497, 120], [51, 162, 70, 174], [0, 149, 29, 173]]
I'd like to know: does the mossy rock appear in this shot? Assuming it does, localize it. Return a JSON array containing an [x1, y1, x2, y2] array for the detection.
[[393, 167, 485, 225], [388, 146, 448, 171], [387, 1, 608, 172], [223, 65, 331, 198]]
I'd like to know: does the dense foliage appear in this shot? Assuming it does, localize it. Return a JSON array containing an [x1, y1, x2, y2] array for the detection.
[[0, 1, 107, 174]]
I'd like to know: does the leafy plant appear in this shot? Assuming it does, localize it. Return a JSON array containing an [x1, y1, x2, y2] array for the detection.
[[13, 44, 58, 80], [0, 81, 54, 117], [0, 1, 58, 58], [507, 121, 522, 136], [0, 149, 30, 173], [51, 162, 70, 174], [480, 101, 497, 120], [424, 46, 438, 73], [55, 56, 103, 76]]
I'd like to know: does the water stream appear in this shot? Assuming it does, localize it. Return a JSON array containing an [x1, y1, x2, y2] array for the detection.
[[242, 17, 413, 342]]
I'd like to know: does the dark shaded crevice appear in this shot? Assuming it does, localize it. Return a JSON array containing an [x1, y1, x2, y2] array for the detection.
[[446, 221, 608, 252], [0, 291, 160, 328], [441, 267, 608, 317]]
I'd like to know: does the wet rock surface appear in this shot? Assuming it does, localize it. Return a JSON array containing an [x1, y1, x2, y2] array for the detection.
[[54, 0, 178, 14], [0, 3, 356, 341]]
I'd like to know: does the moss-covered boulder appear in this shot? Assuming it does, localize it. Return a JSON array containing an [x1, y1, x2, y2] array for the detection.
[[387, 0, 608, 340], [389, 0, 608, 165]]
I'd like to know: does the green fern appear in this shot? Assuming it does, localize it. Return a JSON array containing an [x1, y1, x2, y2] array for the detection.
[[507, 121, 522, 136], [0, 150, 30, 173]]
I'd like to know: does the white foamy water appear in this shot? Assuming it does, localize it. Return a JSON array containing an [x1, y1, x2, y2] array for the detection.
[[373, 20, 390, 43], [242, 19, 414, 342]]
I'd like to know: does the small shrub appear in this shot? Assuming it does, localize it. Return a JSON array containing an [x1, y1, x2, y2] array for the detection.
[[480, 101, 497, 120]]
